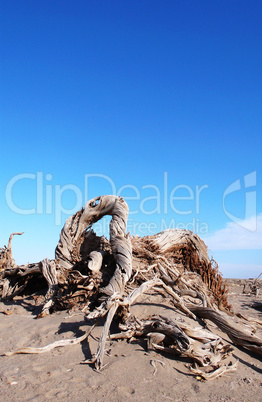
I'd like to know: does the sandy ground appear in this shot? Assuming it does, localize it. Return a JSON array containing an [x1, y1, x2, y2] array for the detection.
[[0, 280, 262, 401]]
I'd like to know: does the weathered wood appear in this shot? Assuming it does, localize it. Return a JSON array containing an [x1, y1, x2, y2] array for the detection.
[[56, 195, 132, 297], [38, 259, 58, 318], [5, 325, 96, 356], [0, 232, 23, 272], [1, 195, 262, 380], [88, 251, 104, 272], [189, 306, 262, 355]]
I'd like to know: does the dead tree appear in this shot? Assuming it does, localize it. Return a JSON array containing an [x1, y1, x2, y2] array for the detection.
[[1, 195, 262, 379]]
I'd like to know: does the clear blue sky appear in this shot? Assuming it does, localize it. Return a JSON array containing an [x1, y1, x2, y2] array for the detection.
[[1, 0, 261, 278]]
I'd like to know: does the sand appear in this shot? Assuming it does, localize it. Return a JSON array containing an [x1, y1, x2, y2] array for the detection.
[[0, 280, 262, 401]]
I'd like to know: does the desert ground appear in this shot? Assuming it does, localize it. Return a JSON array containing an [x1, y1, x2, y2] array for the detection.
[[0, 279, 261, 402]]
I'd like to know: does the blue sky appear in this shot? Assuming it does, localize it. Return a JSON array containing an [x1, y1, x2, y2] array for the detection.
[[1, 0, 261, 278]]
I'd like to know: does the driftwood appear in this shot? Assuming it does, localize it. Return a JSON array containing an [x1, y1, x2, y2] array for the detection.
[[1, 195, 262, 380]]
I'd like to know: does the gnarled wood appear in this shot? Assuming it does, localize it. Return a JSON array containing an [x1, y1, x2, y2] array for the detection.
[[1, 195, 262, 380], [0, 232, 23, 272]]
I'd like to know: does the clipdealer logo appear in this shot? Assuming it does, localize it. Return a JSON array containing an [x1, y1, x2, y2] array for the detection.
[[5, 171, 257, 232], [5, 172, 208, 226], [223, 171, 257, 231]]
